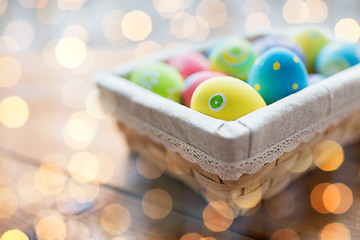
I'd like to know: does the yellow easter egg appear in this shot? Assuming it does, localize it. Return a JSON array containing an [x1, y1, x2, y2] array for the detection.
[[190, 76, 266, 121]]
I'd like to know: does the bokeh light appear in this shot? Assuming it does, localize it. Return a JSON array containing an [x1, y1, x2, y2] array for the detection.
[[102, 10, 127, 45], [287, 146, 313, 173], [0, 154, 18, 185], [3, 20, 34, 51], [202, 201, 234, 232], [69, 152, 99, 183], [68, 179, 99, 203], [63, 111, 98, 150], [310, 182, 331, 213], [243, 0, 269, 17], [35, 215, 67, 240], [85, 89, 116, 120], [196, 0, 227, 29], [264, 190, 295, 219], [306, 0, 328, 23], [66, 220, 90, 240], [62, 24, 89, 43], [55, 36, 87, 68], [142, 188, 173, 219], [134, 41, 162, 57], [43, 39, 63, 69], [121, 10, 152, 41], [0, 96, 29, 129], [179, 233, 203, 240], [331, 183, 353, 214], [36, 0, 65, 25], [271, 228, 300, 240], [154, 0, 185, 19], [320, 222, 351, 240], [57, 0, 85, 10], [66, 111, 98, 142], [94, 153, 115, 183], [136, 148, 166, 179], [0, 0, 7, 15], [313, 140, 344, 171], [0, 229, 29, 240], [0, 36, 18, 52], [101, 204, 131, 235], [310, 181, 353, 214], [17, 172, 45, 208], [282, 0, 309, 24], [232, 187, 262, 209], [322, 184, 341, 212], [0, 188, 18, 218], [245, 12, 271, 33], [61, 78, 92, 109], [18, 0, 48, 8], [184, 16, 209, 41], [334, 18, 360, 43], [0, 56, 21, 88], [170, 13, 192, 39]]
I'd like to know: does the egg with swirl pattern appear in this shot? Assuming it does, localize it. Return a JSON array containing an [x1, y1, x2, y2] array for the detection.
[[209, 39, 257, 80]]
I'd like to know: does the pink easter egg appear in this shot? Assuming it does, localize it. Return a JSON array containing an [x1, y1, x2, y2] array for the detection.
[[167, 52, 210, 79], [182, 70, 226, 107]]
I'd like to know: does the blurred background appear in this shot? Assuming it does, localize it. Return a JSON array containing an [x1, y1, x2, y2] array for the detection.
[[0, 0, 360, 57]]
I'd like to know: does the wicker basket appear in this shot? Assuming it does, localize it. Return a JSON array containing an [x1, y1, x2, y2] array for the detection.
[[95, 40, 360, 217]]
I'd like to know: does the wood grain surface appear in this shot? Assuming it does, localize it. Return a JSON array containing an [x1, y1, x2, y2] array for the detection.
[[0, 52, 359, 240]]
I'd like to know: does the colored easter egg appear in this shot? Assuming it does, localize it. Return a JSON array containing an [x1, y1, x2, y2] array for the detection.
[[315, 42, 360, 76], [167, 52, 210, 79], [209, 39, 257, 79], [247, 47, 308, 105], [308, 74, 326, 86], [205, 38, 233, 57], [253, 36, 306, 64], [183, 71, 226, 107], [293, 29, 329, 73], [130, 62, 183, 103], [190, 76, 266, 121]]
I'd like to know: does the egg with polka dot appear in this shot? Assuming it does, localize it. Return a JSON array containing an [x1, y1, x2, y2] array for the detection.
[[130, 62, 183, 103], [248, 47, 308, 105], [315, 42, 360, 76], [190, 76, 266, 121]]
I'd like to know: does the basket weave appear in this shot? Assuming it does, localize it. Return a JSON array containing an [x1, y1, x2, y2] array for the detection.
[[95, 36, 360, 217], [117, 109, 360, 216]]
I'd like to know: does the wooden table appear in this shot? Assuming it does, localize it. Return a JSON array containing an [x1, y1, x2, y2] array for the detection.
[[0, 51, 359, 240]]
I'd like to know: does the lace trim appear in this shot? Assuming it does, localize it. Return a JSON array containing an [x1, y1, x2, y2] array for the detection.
[[116, 99, 360, 181]]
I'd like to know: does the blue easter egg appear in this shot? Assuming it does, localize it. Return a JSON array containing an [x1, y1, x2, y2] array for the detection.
[[253, 36, 306, 64], [315, 42, 360, 76], [248, 47, 308, 104]]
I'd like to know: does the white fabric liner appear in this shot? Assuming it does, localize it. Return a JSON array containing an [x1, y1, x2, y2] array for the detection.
[[94, 45, 360, 181]]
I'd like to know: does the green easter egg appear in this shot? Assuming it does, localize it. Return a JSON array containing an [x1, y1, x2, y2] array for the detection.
[[293, 29, 328, 73], [130, 62, 184, 103], [209, 39, 257, 80]]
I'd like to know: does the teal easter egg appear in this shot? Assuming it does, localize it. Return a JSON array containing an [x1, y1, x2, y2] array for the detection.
[[248, 47, 308, 104], [315, 42, 360, 76], [130, 62, 184, 103], [209, 39, 257, 80]]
